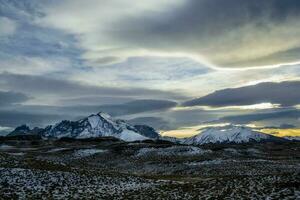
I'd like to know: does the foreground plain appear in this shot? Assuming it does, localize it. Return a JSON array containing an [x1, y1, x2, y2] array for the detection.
[[0, 137, 299, 199]]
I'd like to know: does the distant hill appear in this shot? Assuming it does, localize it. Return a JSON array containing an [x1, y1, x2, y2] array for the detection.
[[183, 125, 287, 145]]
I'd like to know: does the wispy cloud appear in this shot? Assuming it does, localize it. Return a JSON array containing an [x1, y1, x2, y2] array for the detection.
[[36, 0, 300, 69], [0, 91, 29, 106], [184, 81, 300, 107], [0, 17, 17, 36], [1, 0, 300, 136]]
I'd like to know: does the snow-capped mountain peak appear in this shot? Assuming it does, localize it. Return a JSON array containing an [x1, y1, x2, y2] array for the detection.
[[42, 112, 149, 141], [184, 125, 282, 145]]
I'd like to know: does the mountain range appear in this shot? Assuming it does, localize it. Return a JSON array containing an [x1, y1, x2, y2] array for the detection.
[[8, 112, 159, 142], [7, 112, 292, 144]]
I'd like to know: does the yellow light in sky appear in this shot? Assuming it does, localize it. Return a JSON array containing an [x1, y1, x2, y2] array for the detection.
[[259, 128, 300, 137], [208, 102, 280, 110], [160, 129, 198, 138], [238, 103, 280, 110], [173, 103, 280, 111]]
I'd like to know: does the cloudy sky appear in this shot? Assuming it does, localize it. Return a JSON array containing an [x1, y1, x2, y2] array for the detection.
[[0, 0, 300, 137]]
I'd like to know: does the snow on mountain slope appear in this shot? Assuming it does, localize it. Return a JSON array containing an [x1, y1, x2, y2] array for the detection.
[[284, 136, 300, 141], [118, 130, 148, 141], [184, 125, 283, 145], [42, 112, 149, 142], [135, 146, 211, 157]]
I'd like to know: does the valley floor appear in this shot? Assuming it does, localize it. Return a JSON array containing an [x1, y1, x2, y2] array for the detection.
[[0, 139, 299, 199]]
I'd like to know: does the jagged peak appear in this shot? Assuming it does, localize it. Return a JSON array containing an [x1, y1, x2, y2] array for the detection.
[[8, 124, 31, 136], [14, 124, 31, 131]]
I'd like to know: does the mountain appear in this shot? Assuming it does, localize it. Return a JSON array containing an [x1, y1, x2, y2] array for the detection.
[[133, 125, 159, 139], [8, 112, 154, 142], [41, 112, 149, 141], [8, 125, 45, 136], [7, 125, 45, 141], [184, 125, 286, 145], [8, 125, 31, 136]]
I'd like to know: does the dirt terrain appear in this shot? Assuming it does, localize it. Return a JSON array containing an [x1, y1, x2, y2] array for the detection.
[[0, 138, 299, 199]]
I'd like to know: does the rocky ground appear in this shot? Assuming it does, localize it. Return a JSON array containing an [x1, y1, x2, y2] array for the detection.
[[0, 138, 299, 199]]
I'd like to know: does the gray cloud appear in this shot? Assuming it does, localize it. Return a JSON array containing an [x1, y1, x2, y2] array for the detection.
[[99, 99, 177, 116], [0, 90, 29, 106], [31, 0, 300, 68], [2, 1, 300, 134], [109, 0, 300, 68], [183, 81, 300, 107], [128, 117, 170, 130], [19, 99, 177, 116], [58, 96, 135, 106], [0, 110, 66, 128], [63, 99, 177, 116], [220, 109, 300, 124], [165, 108, 225, 129], [1, 99, 177, 129], [261, 124, 297, 129], [127, 107, 226, 131], [0, 73, 187, 101]]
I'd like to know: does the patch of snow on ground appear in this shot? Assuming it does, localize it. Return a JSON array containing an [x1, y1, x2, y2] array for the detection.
[[0, 167, 159, 199], [246, 148, 262, 154], [6, 152, 25, 156], [47, 148, 70, 153], [223, 148, 240, 154], [187, 159, 225, 166], [186, 159, 277, 166], [19, 147, 38, 151], [73, 149, 107, 158], [136, 146, 211, 157], [0, 144, 14, 150]]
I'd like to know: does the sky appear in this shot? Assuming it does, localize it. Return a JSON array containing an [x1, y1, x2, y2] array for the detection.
[[0, 0, 300, 137]]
